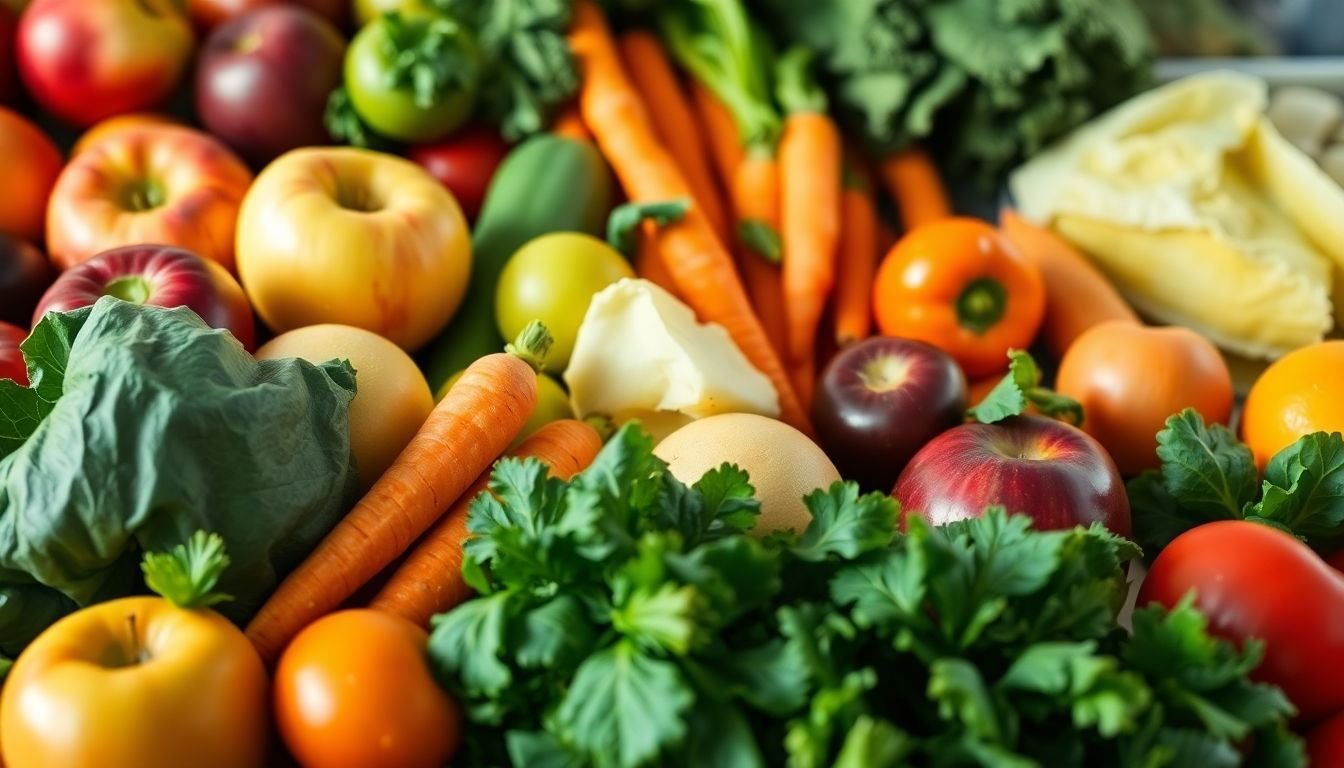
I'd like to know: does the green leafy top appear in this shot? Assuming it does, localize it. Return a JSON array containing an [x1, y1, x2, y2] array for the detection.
[[379, 12, 483, 109], [141, 531, 233, 610], [432, 0, 580, 141], [966, 350, 1083, 426], [427, 420, 1302, 767], [1128, 408, 1344, 558], [324, 85, 402, 151]]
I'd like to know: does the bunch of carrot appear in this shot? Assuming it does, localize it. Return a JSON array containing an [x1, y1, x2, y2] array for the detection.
[[572, 0, 952, 416], [244, 323, 603, 662]]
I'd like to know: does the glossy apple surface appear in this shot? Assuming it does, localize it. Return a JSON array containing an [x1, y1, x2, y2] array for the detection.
[[0, 320, 26, 385], [0, 234, 54, 326], [894, 414, 1131, 536], [188, 0, 346, 32], [813, 336, 967, 492], [46, 124, 253, 272], [407, 127, 509, 222], [16, 0, 194, 126], [196, 6, 345, 164], [34, 245, 255, 349]]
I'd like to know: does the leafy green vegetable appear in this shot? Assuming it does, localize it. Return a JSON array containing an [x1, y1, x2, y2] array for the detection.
[[0, 298, 359, 654], [141, 531, 232, 610], [967, 350, 1083, 426], [1128, 408, 1344, 557], [749, 0, 1156, 185], [433, 0, 580, 141], [324, 85, 401, 151], [605, 199, 691, 259], [429, 421, 1302, 766]]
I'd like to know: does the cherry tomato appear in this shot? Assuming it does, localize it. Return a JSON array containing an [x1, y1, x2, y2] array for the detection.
[[274, 609, 463, 768], [407, 126, 510, 222]]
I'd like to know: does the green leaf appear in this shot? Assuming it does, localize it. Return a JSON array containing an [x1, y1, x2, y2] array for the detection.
[[1153, 409, 1258, 522], [1127, 470, 1197, 557], [554, 640, 694, 768], [323, 85, 399, 151], [0, 381, 45, 460], [605, 199, 691, 259], [966, 350, 1082, 426], [1150, 727, 1241, 768], [515, 594, 596, 671], [505, 730, 587, 768], [378, 13, 482, 109], [666, 535, 780, 620], [719, 638, 811, 716], [682, 697, 767, 768], [928, 658, 1009, 744], [833, 716, 914, 768], [140, 531, 232, 609], [793, 482, 898, 561], [830, 546, 927, 630], [999, 641, 1151, 737], [1244, 722, 1308, 768], [1247, 432, 1344, 548], [694, 463, 760, 535], [612, 582, 705, 656], [738, 220, 783, 264], [784, 668, 876, 768], [0, 306, 86, 459], [428, 591, 515, 697], [562, 423, 665, 555]]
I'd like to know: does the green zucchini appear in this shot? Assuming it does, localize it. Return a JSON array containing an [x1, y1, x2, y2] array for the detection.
[[420, 134, 613, 391]]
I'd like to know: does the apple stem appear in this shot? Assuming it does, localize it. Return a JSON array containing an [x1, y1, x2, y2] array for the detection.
[[104, 276, 152, 305], [126, 612, 149, 665]]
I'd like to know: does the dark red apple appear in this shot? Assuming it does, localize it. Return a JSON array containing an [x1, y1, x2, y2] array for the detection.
[[187, 0, 347, 33], [195, 5, 345, 164], [0, 320, 26, 385], [33, 245, 256, 350], [0, 3, 16, 105], [0, 234, 55, 326], [407, 127, 510, 222], [813, 336, 967, 492], [894, 414, 1131, 537]]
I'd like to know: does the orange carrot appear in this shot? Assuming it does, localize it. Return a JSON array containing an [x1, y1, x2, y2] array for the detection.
[[730, 150, 786, 356], [636, 221, 681, 297], [880, 147, 950, 231], [999, 209, 1139, 357], [244, 324, 548, 662], [569, 1, 811, 435], [369, 419, 602, 627], [834, 166, 879, 346], [690, 80, 745, 196], [551, 102, 591, 141], [619, 31, 730, 246]]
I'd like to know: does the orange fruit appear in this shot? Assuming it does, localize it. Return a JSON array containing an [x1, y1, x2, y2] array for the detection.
[[1241, 341, 1344, 469]]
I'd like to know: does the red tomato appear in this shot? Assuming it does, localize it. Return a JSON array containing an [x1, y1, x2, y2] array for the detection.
[[1139, 521, 1344, 724], [16, 0, 194, 127], [273, 610, 463, 768], [1310, 710, 1344, 767], [0, 108, 62, 245], [407, 127, 510, 222]]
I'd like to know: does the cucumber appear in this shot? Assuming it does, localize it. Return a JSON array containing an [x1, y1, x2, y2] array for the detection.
[[420, 134, 613, 391]]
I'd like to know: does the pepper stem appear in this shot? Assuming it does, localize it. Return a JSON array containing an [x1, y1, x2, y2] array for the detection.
[[955, 277, 1008, 335]]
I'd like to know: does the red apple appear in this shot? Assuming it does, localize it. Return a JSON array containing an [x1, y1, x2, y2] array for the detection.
[[33, 245, 255, 350], [813, 336, 967, 492], [195, 5, 345, 164], [407, 127, 510, 223], [187, 0, 346, 33], [894, 414, 1131, 536], [0, 234, 54, 326], [0, 320, 26, 385], [0, 4, 16, 105], [17, 0, 194, 127]]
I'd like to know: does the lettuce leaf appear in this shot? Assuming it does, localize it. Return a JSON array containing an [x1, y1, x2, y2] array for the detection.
[[0, 297, 358, 653]]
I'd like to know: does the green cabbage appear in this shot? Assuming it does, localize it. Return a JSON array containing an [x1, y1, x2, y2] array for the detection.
[[0, 297, 358, 653]]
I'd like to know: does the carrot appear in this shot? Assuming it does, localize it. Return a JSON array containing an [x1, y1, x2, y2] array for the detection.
[[730, 150, 786, 356], [880, 147, 950, 231], [690, 80, 744, 194], [999, 209, 1139, 357], [776, 50, 842, 410], [369, 419, 602, 627], [618, 31, 730, 246], [244, 323, 549, 662], [569, 1, 811, 435], [834, 165, 879, 347], [551, 102, 591, 142], [635, 220, 681, 298]]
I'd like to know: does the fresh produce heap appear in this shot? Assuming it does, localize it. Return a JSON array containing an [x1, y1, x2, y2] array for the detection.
[[0, 0, 1342, 766]]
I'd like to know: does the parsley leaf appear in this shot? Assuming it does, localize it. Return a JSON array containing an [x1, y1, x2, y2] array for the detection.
[[428, 591, 515, 699], [554, 640, 694, 768], [792, 482, 898, 561], [966, 350, 1083, 426], [1153, 409, 1258, 521], [0, 306, 85, 460], [1246, 432, 1344, 550]]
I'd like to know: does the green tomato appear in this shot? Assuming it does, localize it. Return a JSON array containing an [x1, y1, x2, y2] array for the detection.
[[344, 14, 481, 143], [495, 233, 636, 371], [436, 369, 573, 448], [353, 0, 436, 26]]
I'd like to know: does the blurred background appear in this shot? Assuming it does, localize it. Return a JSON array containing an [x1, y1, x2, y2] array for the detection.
[[1140, 0, 1343, 57]]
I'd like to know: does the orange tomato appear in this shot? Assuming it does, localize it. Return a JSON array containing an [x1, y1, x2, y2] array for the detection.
[[273, 609, 463, 768], [45, 124, 253, 272], [1056, 321, 1234, 476], [1242, 340, 1344, 469], [71, 113, 181, 157], [873, 218, 1045, 379], [0, 108, 62, 245]]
